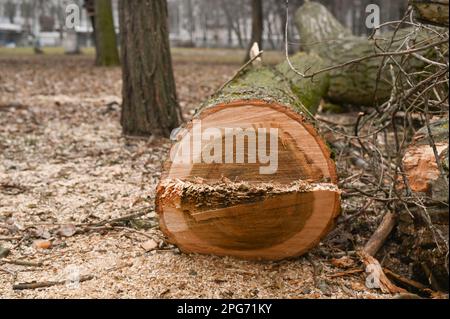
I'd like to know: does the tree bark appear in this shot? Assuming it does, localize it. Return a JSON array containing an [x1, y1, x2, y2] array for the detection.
[[63, 29, 80, 55], [410, 0, 449, 27], [296, 1, 353, 53], [245, 0, 264, 62], [295, 1, 389, 106], [119, 0, 182, 138], [94, 0, 119, 66], [397, 118, 449, 290], [156, 53, 340, 260]]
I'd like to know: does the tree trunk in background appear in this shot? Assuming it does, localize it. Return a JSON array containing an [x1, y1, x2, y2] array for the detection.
[[410, 0, 449, 27], [83, 0, 96, 47], [63, 29, 80, 54], [119, 0, 182, 138], [245, 0, 263, 61], [266, 15, 277, 49], [94, 0, 119, 66]]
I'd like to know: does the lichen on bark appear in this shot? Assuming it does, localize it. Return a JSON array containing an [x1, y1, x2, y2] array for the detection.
[[198, 53, 329, 119]]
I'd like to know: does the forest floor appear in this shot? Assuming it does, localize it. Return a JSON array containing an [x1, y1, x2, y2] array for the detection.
[[0, 51, 399, 298]]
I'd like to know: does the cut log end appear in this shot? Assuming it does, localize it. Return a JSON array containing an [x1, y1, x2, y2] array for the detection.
[[156, 100, 340, 260]]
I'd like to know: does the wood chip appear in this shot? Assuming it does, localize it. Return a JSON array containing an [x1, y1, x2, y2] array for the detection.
[[141, 239, 158, 252], [33, 240, 52, 250]]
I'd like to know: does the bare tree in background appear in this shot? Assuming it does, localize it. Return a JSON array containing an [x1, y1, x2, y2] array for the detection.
[[184, 0, 195, 45], [245, 0, 263, 61], [119, 0, 182, 137], [4, 0, 16, 23]]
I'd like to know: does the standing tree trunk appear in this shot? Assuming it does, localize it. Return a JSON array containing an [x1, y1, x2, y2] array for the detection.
[[245, 0, 263, 62], [94, 0, 120, 66], [119, 0, 182, 137]]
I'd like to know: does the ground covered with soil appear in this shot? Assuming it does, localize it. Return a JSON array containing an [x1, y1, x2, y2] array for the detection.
[[0, 51, 403, 298]]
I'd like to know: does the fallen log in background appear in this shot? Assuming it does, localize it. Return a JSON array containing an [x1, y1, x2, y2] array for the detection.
[[295, 1, 446, 106], [156, 52, 340, 260], [410, 0, 450, 27], [403, 118, 449, 202]]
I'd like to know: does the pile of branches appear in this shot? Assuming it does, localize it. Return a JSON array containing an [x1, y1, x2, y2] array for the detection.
[[314, 4, 448, 292]]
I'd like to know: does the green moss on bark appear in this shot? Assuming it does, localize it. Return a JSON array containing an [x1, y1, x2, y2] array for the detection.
[[198, 52, 329, 119], [295, 2, 445, 106], [95, 0, 120, 66]]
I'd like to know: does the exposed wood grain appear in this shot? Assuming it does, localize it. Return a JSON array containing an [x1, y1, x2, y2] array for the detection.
[[157, 100, 340, 260]]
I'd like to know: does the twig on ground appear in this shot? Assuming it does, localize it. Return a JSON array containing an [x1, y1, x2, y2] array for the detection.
[[1, 259, 43, 267], [85, 207, 152, 227], [12, 275, 94, 290], [363, 211, 397, 256]]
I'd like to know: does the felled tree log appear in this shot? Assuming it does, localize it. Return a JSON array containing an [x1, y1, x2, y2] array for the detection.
[[156, 53, 340, 260], [399, 118, 449, 290], [295, 1, 442, 106], [411, 0, 450, 27], [295, 1, 388, 105], [403, 118, 449, 201]]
